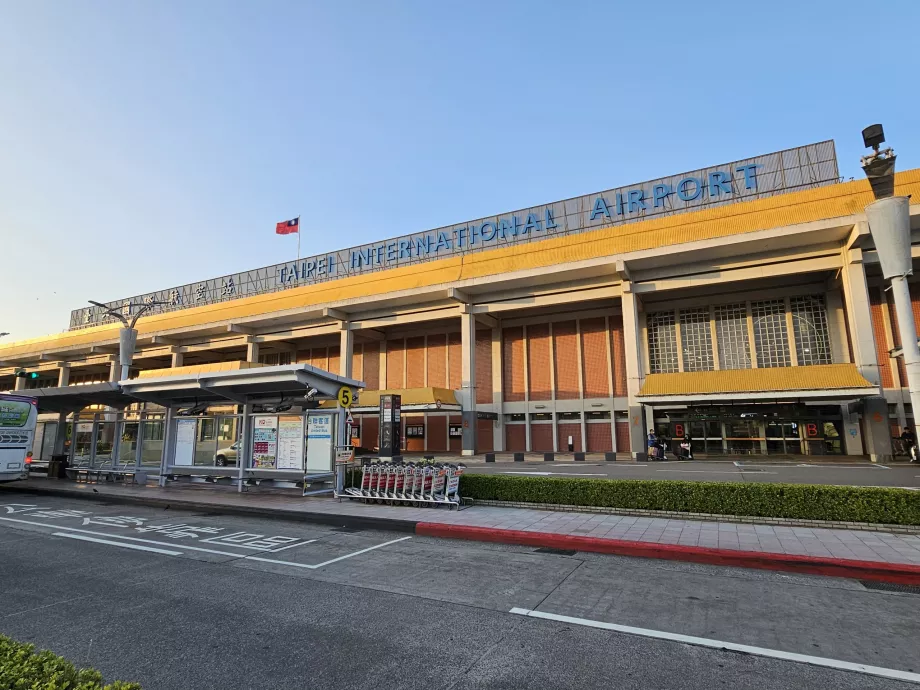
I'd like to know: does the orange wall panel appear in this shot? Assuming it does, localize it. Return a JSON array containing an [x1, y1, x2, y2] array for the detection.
[[351, 345, 363, 383], [615, 421, 630, 452], [476, 418, 494, 452], [310, 347, 328, 372], [581, 317, 610, 398], [327, 346, 340, 377], [426, 334, 446, 388], [886, 292, 909, 387], [502, 327, 525, 402], [553, 321, 579, 400], [449, 414, 462, 452], [404, 414, 424, 451]]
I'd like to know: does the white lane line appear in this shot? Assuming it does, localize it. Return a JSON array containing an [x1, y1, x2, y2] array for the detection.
[[501, 471, 607, 476], [53, 532, 183, 556], [245, 536, 413, 570], [656, 470, 778, 475], [1, 515, 407, 570], [509, 608, 920, 685], [266, 539, 317, 553]]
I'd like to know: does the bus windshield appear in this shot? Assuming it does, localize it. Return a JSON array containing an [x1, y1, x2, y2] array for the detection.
[[0, 393, 38, 482]]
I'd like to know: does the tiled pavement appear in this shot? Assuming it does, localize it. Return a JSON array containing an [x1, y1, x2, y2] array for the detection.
[[5, 479, 920, 567]]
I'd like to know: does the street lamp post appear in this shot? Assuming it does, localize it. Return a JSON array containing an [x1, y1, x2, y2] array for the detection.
[[860, 125, 920, 433], [89, 300, 164, 381]]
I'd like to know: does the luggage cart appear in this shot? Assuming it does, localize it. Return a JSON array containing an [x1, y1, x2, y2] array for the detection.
[[336, 459, 465, 509]]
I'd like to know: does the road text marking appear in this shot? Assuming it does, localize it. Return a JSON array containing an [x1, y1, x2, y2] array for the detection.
[[509, 607, 920, 685]]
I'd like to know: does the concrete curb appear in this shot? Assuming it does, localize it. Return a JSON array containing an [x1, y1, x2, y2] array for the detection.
[[0, 483, 418, 534], [415, 522, 920, 585]]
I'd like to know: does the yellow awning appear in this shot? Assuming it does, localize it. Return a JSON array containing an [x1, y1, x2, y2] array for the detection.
[[639, 364, 876, 399]]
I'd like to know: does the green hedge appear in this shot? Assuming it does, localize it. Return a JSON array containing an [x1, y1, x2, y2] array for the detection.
[[458, 474, 920, 525], [0, 634, 140, 690]]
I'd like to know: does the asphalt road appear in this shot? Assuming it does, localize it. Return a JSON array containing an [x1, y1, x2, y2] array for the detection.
[[466, 459, 920, 488], [2, 492, 919, 689]]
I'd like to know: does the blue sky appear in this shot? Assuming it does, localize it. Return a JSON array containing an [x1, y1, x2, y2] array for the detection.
[[2, 0, 918, 341]]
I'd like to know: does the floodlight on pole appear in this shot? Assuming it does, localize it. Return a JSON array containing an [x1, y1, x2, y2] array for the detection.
[[860, 125, 920, 434], [89, 300, 166, 381]]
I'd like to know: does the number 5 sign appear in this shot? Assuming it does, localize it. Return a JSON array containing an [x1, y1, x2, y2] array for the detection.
[[337, 386, 354, 408]]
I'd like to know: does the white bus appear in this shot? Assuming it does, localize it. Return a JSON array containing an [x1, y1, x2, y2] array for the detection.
[[0, 393, 38, 482]]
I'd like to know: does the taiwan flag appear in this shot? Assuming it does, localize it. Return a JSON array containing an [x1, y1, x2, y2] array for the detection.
[[276, 217, 299, 235]]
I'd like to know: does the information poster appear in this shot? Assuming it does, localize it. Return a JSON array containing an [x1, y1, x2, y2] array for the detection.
[[276, 416, 304, 470], [174, 419, 196, 467], [252, 417, 278, 469], [306, 413, 333, 473]]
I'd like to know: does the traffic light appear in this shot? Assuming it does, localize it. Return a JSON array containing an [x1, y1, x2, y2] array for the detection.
[[14, 369, 40, 380]]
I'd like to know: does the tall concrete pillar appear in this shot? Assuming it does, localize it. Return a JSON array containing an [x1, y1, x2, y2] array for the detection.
[[109, 356, 120, 382], [170, 349, 184, 368], [841, 247, 892, 461], [491, 326, 504, 451], [621, 284, 647, 461], [460, 308, 477, 455], [13, 375, 26, 391], [57, 364, 70, 388], [52, 411, 68, 455], [246, 340, 260, 363], [339, 326, 354, 378]]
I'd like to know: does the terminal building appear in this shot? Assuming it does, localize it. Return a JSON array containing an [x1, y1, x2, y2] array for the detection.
[[3, 139, 920, 469]]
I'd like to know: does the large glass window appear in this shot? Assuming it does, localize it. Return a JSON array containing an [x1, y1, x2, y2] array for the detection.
[[119, 422, 139, 466], [679, 308, 714, 371], [647, 311, 678, 373], [715, 303, 751, 370], [751, 300, 791, 368], [791, 295, 832, 365], [141, 417, 165, 466]]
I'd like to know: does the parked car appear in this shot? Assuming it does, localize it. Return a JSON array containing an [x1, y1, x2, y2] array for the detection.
[[214, 442, 239, 466]]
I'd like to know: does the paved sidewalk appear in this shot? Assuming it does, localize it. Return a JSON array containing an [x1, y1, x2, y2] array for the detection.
[[4, 478, 920, 581]]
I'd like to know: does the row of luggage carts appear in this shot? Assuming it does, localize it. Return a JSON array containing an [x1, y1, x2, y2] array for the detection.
[[337, 461, 465, 509]]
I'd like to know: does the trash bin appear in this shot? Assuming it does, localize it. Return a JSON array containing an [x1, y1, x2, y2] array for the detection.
[[48, 453, 69, 479]]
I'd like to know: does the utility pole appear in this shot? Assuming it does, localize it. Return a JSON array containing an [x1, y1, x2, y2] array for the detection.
[[860, 124, 920, 432]]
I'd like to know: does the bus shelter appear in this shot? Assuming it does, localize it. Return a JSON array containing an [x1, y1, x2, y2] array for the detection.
[[29, 363, 363, 492]]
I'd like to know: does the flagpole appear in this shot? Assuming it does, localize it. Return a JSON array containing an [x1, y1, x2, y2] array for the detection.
[[297, 215, 301, 260]]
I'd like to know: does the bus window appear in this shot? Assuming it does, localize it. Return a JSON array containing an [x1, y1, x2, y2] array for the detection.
[[0, 394, 38, 482]]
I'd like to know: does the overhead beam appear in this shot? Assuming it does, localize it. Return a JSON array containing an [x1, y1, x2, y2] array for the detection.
[[357, 329, 386, 341], [90, 345, 119, 355], [447, 288, 471, 304], [475, 313, 499, 329], [151, 335, 177, 345], [322, 307, 349, 322], [227, 324, 253, 334], [615, 260, 631, 282]]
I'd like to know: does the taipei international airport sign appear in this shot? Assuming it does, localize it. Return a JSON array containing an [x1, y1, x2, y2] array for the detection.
[[70, 141, 839, 329]]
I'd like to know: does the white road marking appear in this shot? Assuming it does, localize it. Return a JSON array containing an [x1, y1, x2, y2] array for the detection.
[[53, 532, 183, 556], [501, 471, 608, 476], [656, 470, 778, 475], [1, 515, 402, 569], [509, 608, 920, 685], [246, 536, 413, 569]]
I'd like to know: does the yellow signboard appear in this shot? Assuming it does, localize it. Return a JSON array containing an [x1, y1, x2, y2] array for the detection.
[[337, 386, 353, 408]]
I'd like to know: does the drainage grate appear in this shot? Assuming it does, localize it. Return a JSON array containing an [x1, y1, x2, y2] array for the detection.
[[534, 547, 578, 556], [860, 580, 920, 595]]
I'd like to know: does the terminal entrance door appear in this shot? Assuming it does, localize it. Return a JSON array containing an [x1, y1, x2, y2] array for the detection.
[[655, 405, 844, 457]]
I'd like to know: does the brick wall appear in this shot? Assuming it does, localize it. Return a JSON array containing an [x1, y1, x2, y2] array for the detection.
[[886, 291, 909, 386], [363, 342, 379, 390], [557, 423, 582, 452], [530, 423, 553, 452], [406, 337, 425, 388], [527, 324, 551, 401], [580, 317, 609, 398], [386, 339, 404, 389], [615, 421, 630, 452], [427, 415, 447, 451], [426, 334, 446, 388], [553, 321, 579, 400], [610, 315, 627, 397], [404, 414, 424, 452], [869, 288, 895, 389], [476, 418, 494, 452], [328, 346, 340, 377], [448, 333, 461, 390], [505, 424, 526, 452], [351, 344, 363, 383], [476, 330, 492, 404], [586, 423, 612, 452], [503, 327, 525, 402]]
